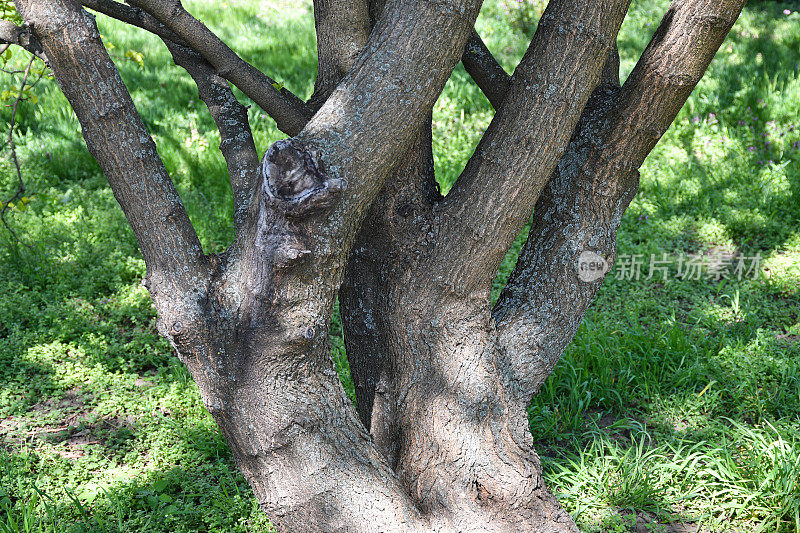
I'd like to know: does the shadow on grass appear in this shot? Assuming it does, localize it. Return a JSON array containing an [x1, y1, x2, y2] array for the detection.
[[0, 444, 270, 533]]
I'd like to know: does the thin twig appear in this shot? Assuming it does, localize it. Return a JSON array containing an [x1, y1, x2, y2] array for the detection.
[[1, 55, 34, 245]]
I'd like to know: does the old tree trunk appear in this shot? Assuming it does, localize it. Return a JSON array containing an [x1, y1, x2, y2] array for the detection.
[[6, 0, 745, 530]]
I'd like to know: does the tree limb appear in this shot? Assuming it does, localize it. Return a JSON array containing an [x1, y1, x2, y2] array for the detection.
[[284, 0, 482, 273], [0, 19, 46, 61], [308, 0, 371, 111], [493, 0, 746, 406], [460, 28, 617, 110], [340, 116, 438, 437], [309, 0, 384, 432], [80, 0, 183, 45], [461, 29, 510, 109], [167, 43, 260, 233], [206, 0, 486, 527], [612, 0, 745, 165], [79, 0, 261, 231], [112, 0, 313, 135], [320, 0, 442, 445], [14, 0, 206, 310], [425, 0, 632, 298]]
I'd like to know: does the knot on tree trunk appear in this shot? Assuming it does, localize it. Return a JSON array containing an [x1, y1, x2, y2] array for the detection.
[[261, 139, 345, 216]]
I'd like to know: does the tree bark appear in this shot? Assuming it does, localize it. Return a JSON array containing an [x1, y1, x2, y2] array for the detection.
[[309, 0, 371, 111], [341, 0, 744, 530], [494, 0, 746, 408], [11, 0, 746, 530], [341, 0, 630, 529]]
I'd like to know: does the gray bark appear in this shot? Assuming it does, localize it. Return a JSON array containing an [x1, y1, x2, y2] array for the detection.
[[8, 0, 745, 530]]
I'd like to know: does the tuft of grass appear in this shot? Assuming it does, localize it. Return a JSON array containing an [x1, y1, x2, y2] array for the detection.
[[544, 421, 800, 532]]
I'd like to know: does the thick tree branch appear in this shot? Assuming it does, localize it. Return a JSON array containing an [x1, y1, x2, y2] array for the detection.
[[426, 0, 632, 298], [122, 0, 312, 136], [167, 43, 260, 233], [14, 0, 205, 309], [285, 0, 482, 277], [336, 23, 506, 436], [200, 0, 485, 528], [80, 0, 260, 231], [340, 116, 437, 435], [0, 19, 46, 61], [310, 0, 389, 433], [319, 0, 442, 452], [613, 0, 744, 164], [461, 29, 510, 109], [493, 0, 746, 406], [309, 0, 371, 111], [422, 26, 619, 162], [492, 49, 629, 408]]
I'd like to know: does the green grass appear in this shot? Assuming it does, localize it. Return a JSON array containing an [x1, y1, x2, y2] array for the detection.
[[1, 0, 800, 531]]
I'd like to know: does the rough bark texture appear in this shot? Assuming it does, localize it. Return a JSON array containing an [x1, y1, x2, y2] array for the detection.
[[309, 0, 371, 111], [167, 44, 261, 232], [341, 1, 633, 529], [494, 0, 746, 409], [461, 29, 509, 109], [9, 0, 745, 530]]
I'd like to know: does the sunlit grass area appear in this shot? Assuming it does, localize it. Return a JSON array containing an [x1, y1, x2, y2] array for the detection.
[[1, 0, 799, 531]]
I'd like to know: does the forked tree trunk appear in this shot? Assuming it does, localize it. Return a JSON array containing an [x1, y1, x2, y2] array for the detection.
[[11, 0, 745, 530]]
